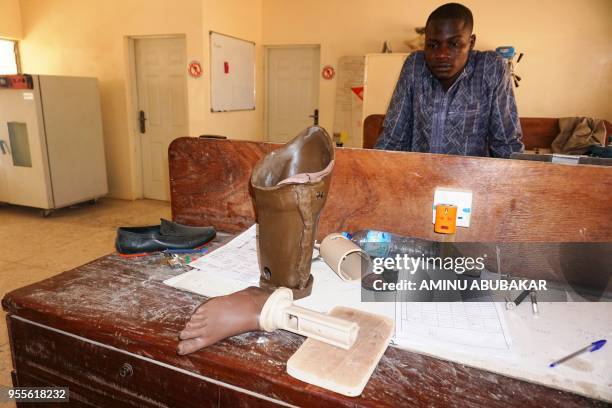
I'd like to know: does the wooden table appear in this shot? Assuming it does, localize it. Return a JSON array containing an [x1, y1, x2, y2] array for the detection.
[[3, 249, 607, 407], [4, 137, 610, 407]]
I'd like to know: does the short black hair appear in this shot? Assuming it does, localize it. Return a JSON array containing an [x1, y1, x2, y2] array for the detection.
[[426, 3, 474, 32]]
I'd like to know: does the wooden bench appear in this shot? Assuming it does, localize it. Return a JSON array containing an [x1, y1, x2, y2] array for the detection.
[[362, 114, 612, 150]]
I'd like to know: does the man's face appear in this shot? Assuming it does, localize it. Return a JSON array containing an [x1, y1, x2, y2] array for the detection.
[[424, 18, 475, 88]]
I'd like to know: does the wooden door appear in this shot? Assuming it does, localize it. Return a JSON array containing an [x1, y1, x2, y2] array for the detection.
[[266, 46, 320, 143], [135, 37, 188, 201]]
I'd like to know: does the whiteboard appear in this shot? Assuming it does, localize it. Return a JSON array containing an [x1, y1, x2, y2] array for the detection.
[[210, 31, 255, 112]]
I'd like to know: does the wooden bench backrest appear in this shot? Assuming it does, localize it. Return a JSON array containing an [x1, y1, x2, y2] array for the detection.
[[362, 114, 612, 150], [169, 137, 612, 243]]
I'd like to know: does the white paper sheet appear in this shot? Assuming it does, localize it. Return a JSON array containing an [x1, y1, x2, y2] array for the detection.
[[188, 224, 260, 284], [164, 225, 260, 297], [394, 302, 510, 350]]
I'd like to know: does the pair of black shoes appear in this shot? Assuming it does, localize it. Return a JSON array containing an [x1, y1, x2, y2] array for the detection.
[[115, 219, 216, 256]]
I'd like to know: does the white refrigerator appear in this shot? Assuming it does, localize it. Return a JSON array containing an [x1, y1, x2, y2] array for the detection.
[[362, 53, 408, 121], [0, 74, 108, 215]]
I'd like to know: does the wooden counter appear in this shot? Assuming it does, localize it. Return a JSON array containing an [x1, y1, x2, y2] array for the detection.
[[3, 251, 607, 407]]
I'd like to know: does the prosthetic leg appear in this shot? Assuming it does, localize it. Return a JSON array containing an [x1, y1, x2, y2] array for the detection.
[[251, 126, 335, 299]]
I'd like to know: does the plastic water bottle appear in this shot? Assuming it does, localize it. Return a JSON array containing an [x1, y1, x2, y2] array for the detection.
[[347, 230, 440, 258], [344, 230, 392, 258]]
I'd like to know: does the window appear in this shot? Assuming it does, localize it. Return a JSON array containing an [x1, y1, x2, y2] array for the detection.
[[0, 38, 20, 75], [8, 122, 32, 167]]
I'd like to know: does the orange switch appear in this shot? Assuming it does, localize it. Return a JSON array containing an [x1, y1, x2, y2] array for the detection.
[[434, 204, 457, 234]]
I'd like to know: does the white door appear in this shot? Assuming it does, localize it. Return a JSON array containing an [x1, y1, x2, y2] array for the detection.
[[266, 46, 320, 143], [135, 37, 188, 201]]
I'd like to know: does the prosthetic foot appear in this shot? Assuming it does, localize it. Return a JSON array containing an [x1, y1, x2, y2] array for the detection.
[[177, 287, 358, 355], [251, 126, 335, 299], [177, 286, 271, 355]]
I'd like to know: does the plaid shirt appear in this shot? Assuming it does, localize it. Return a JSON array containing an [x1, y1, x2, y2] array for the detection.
[[375, 51, 524, 158]]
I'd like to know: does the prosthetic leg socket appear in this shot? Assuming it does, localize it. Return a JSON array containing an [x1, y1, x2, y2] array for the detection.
[[259, 288, 359, 350], [251, 126, 335, 299]]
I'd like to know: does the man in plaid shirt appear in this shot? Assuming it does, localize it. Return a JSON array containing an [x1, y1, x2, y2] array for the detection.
[[375, 3, 524, 158]]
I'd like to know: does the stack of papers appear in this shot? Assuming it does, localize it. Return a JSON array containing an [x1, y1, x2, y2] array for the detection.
[[165, 225, 260, 297]]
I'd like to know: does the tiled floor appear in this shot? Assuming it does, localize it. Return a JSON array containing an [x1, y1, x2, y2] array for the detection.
[[0, 198, 170, 406]]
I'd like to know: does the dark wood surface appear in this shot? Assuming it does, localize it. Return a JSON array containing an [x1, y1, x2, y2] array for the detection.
[[3, 251, 607, 407], [361, 114, 612, 150], [169, 137, 612, 243], [519, 118, 560, 149], [362, 114, 385, 149]]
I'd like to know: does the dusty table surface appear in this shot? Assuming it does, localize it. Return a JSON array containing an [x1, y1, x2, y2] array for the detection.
[[2, 238, 607, 407]]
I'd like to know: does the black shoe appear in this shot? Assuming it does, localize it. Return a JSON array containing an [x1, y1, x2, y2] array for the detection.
[[115, 220, 216, 256], [159, 218, 216, 237]]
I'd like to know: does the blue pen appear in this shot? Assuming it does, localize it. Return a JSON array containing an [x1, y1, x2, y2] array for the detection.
[[549, 340, 607, 368]]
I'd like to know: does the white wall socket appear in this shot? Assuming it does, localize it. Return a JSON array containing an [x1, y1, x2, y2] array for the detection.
[[432, 187, 473, 228]]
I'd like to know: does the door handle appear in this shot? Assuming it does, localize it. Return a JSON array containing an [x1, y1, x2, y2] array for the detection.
[[309, 109, 319, 126], [139, 110, 147, 134], [0, 140, 9, 155]]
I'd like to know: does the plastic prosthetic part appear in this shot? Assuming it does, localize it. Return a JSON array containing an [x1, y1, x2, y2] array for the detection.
[[319, 233, 371, 281], [276, 160, 334, 185], [286, 307, 395, 397], [259, 288, 359, 350], [251, 126, 335, 299]]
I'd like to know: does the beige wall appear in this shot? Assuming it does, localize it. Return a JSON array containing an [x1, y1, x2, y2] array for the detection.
[[0, 0, 23, 39], [19, 0, 205, 199], [18, 0, 263, 200], [262, 0, 612, 132], [200, 0, 263, 141], [13, 0, 612, 198]]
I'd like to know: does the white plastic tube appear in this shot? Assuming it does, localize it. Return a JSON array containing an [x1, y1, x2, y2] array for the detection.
[[319, 233, 370, 281], [259, 288, 359, 349]]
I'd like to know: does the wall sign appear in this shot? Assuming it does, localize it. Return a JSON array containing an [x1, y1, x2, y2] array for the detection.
[[321, 65, 335, 80], [188, 61, 203, 78], [209, 31, 255, 112]]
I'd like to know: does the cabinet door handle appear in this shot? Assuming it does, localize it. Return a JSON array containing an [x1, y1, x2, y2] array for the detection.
[[119, 363, 133, 378], [139, 110, 147, 134], [0, 140, 9, 155]]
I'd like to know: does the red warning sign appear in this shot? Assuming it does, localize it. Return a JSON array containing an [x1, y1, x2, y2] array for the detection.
[[188, 61, 203, 78], [321, 65, 335, 80]]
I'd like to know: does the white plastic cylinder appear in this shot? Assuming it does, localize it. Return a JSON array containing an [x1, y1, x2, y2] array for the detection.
[[259, 288, 359, 349], [319, 233, 370, 281]]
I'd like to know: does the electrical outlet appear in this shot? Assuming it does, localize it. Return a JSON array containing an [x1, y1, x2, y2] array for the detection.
[[432, 188, 473, 228]]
